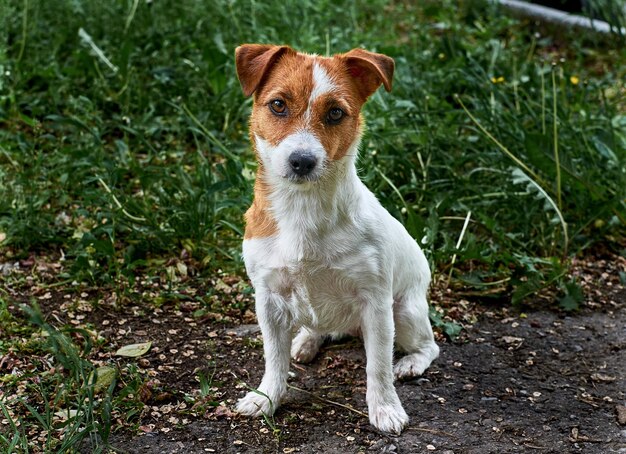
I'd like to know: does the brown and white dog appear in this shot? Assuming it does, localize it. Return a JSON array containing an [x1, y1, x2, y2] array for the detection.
[[234, 44, 439, 434]]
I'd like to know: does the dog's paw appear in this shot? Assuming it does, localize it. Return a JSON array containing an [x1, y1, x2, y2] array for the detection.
[[235, 391, 276, 417], [291, 330, 322, 363], [394, 353, 431, 379], [394, 345, 439, 380], [369, 403, 409, 434]]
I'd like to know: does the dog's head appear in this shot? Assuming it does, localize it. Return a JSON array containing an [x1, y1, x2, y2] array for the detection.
[[235, 45, 394, 186]]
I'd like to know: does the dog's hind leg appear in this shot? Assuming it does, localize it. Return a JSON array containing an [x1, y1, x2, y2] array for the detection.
[[393, 288, 439, 380], [291, 327, 323, 363]]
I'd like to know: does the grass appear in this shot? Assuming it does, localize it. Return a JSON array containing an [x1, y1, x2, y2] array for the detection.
[[0, 0, 625, 451], [0, 303, 117, 453], [0, 0, 624, 293]]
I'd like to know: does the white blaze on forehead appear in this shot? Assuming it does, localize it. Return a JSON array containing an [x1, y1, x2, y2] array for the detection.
[[310, 62, 337, 102], [306, 62, 337, 123]]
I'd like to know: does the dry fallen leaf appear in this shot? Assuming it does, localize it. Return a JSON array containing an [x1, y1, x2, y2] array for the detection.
[[616, 405, 626, 425], [115, 341, 152, 357], [54, 409, 79, 420], [176, 261, 188, 277], [90, 365, 117, 393], [590, 373, 616, 382], [214, 405, 237, 418], [501, 336, 523, 344], [569, 427, 591, 442]]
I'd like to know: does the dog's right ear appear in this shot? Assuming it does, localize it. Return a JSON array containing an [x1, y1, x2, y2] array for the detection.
[[235, 44, 291, 97]]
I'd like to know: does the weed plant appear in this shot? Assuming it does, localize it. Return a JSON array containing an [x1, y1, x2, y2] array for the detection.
[[0, 304, 121, 453]]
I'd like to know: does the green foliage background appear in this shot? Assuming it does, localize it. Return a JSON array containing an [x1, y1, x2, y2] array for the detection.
[[0, 0, 625, 303]]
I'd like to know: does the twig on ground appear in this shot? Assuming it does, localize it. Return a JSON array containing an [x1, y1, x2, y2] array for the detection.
[[287, 384, 368, 418], [407, 427, 457, 438], [523, 443, 549, 449]]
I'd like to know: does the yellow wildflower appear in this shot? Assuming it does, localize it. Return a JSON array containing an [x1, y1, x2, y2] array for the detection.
[[570, 76, 580, 85], [490, 76, 505, 84]]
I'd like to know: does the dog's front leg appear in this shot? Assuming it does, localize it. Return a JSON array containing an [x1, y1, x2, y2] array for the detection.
[[236, 289, 291, 417], [361, 298, 409, 434]]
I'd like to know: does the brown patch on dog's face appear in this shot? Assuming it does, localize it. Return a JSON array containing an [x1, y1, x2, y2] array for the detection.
[[249, 52, 315, 147], [248, 52, 371, 162]]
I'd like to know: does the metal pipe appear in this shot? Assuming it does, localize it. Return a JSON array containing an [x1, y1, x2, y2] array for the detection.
[[496, 0, 626, 35]]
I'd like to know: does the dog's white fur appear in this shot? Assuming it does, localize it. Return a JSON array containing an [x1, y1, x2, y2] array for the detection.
[[235, 49, 439, 434]]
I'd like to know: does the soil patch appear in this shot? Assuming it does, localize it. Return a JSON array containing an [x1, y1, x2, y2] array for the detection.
[[3, 251, 624, 453], [107, 292, 625, 454]]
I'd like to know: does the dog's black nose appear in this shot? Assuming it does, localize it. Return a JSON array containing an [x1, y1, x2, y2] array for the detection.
[[288, 151, 317, 176]]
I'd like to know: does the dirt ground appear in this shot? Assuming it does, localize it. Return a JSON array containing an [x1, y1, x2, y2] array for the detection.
[[4, 251, 624, 454], [103, 291, 625, 454]]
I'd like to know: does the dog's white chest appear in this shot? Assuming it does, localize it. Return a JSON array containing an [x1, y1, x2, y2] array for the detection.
[[243, 235, 381, 332]]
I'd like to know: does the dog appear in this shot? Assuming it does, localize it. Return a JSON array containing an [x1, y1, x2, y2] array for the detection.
[[234, 44, 439, 434]]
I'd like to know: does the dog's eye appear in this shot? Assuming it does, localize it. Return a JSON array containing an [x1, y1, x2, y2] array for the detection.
[[269, 99, 287, 116], [327, 108, 344, 124]]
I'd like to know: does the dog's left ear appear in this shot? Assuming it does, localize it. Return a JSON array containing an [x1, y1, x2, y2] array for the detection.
[[342, 48, 395, 100], [235, 44, 292, 97]]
